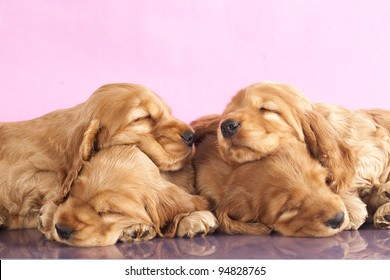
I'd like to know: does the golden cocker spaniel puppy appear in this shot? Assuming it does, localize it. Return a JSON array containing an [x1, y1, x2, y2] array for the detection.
[[313, 106, 390, 229], [192, 114, 350, 237], [0, 83, 217, 246], [193, 81, 390, 234], [39, 120, 217, 246], [212, 82, 355, 195]]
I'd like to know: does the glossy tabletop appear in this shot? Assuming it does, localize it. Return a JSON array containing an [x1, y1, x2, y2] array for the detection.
[[0, 223, 389, 259]]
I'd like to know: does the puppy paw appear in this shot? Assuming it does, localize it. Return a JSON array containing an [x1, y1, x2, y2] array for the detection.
[[341, 192, 368, 230], [378, 183, 390, 202], [0, 215, 5, 229], [373, 203, 390, 229], [177, 210, 218, 238], [37, 202, 58, 240], [119, 224, 156, 242]]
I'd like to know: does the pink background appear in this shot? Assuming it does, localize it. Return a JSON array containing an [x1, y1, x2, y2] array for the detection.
[[1, 0, 390, 124]]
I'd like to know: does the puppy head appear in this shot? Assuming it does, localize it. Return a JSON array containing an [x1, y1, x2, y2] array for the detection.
[[269, 186, 349, 237], [262, 143, 350, 237], [219, 141, 350, 237], [52, 119, 204, 247], [215, 82, 355, 193], [78, 84, 195, 171], [217, 82, 312, 164], [54, 123, 164, 246]]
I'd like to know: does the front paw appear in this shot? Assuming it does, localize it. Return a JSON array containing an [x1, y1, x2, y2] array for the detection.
[[119, 223, 156, 242], [177, 210, 218, 238], [38, 202, 58, 240], [0, 215, 5, 229], [378, 183, 390, 202], [341, 192, 368, 230], [373, 203, 390, 229]]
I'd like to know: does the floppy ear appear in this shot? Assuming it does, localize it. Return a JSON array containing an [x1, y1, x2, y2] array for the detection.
[[57, 119, 102, 201], [301, 111, 355, 193], [190, 114, 221, 144]]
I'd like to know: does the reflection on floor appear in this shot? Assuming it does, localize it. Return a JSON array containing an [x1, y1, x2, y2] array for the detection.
[[0, 223, 389, 259]]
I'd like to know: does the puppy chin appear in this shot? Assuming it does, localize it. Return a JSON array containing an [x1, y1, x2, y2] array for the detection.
[[217, 145, 260, 165], [157, 148, 194, 171], [217, 136, 263, 165]]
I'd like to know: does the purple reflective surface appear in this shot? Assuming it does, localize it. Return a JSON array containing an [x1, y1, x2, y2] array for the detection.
[[0, 223, 389, 259]]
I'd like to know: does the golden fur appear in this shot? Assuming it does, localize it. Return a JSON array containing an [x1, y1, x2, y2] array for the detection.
[[314, 106, 390, 229], [212, 82, 356, 194], [192, 115, 350, 237], [0, 83, 217, 246], [39, 121, 217, 246], [193, 82, 390, 235]]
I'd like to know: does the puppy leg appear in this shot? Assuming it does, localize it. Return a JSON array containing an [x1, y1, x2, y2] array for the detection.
[[362, 182, 390, 222], [373, 203, 390, 229], [118, 205, 157, 243], [38, 202, 59, 240], [377, 182, 390, 201], [0, 215, 5, 228], [119, 224, 157, 242], [340, 192, 368, 230], [176, 210, 218, 238], [154, 185, 216, 238]]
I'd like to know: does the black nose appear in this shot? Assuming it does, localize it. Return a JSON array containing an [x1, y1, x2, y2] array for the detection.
[[55, 224, 74, 240], [220, 119, 240, 138], [181, 130, 195, 147], [325, 212, 345, 229]]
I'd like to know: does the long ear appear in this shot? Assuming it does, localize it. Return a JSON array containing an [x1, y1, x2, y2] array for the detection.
[[301, 111, 355, 193], [58, 119, 102, 201], [216, 209, 272, 235], [190, 114, 221, 144]]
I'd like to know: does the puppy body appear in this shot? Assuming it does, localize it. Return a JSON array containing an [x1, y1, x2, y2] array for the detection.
[[193, 131, 349, 237], [314, 104, 390, 228], [0, 103, 87, 229], [315, 105, 390, 191]]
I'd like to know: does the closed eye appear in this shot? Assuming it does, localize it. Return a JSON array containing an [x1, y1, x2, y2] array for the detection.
[[97, 210, 126, 217], [259, 101, 279, 114], [133, 114, 152, 122], [128, 107, 153, 123], [259, 107, 279, 114]]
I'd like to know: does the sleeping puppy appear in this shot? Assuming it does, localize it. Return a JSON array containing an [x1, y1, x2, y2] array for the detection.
[[313, 106, 390, 230], [192, 114, 350, 237], [211, 82, 355, 195], [39, 120, 217, 247], [194, 81, 390, 232], [0, 83, 217, 244], [224, 82, 390, 230]]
